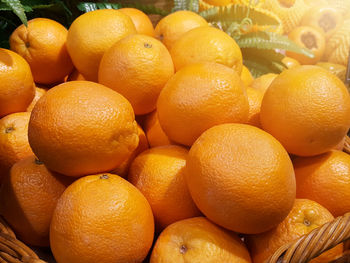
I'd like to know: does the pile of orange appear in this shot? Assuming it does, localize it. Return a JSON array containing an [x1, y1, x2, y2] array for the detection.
[[0, 5, 349, 263]]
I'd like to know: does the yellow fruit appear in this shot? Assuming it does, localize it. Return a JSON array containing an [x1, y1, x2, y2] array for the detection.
[[316, 62, 346, 82], [119, 8, 155, 36], [251, 73, 277, 93], [282, 56, 300, 69], [326, 0, 350, 15], [241, 65, 254, 86]]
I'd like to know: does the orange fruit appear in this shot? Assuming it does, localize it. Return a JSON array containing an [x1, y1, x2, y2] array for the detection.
[[294, 150, 350, 217], [50, 173, 154, 263], [186, 123, 296, 234], [0, 48, 35, 117], [260, 66, 350, 156], [301, 5, 343, 39], [246, 199, 343, 263], [251, 73, 277, 93], [67, 69, 86, 81], [150, 217, 251, 263], [0, 112, 34, 178], [282, 56, 300, 69], [241, 65, 254, 86], [0, 155, 73, 246], [67, 9, 136, 81], [246, 87, 264, 128], [154, 10, 208, 50], [157, 62, 249, 146], [28, 81, 139, 177], [119, 8, 155, 36], [128, 146, 201, 231], [99, 34, 174, 115], [26, 86, 47, 112], [144, 110, 173, 147], [10, 18, 74, 85], [286, 26, 326, 64], [111, 124, 149, 177], [333, 136, 346, 150], [170, 26, 243, 74]]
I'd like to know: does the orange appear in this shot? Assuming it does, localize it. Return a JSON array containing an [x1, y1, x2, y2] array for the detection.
[[333, 136, 346, 150], [246, 199, 343, 263], [99, 34, 174, 115], [282, 56, 300, 69], [150, 217, 251, 263], [67, 9, 136, 81], [186, 123, 296, 234], [67, 69, 86, 81], [10, 18, 74, 85], [26, 86, 47, 112], [128, 146, 201, 231], [154, 10, 208, 50], [251, 73, 277, 93], [246, 87, 264, 128], [301, 6, 343, 39], [260, 66, 350, 156], [171, 26, 243, 74], [28, 81, 139, 177], [144, 110, 173, 147], [157, 62, 249, 146], [294, 150, 350, 217], [286, 26, 326, 64], [50, 173, 154, 263], [111, 124, 149, 177], [0, 155, 73, 246], [119, 8, 155, 36], [0, 48, 35, 117], [0, 112, 34, 179], [241, 65, 254, 86]]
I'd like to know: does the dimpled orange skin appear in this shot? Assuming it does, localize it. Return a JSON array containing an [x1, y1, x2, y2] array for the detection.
[[0, 155, 73, 247], [150, 217, 252, 263], [50, 174, 154, 263], [246, 199, 343, 263], [26, 86, 47, 112], [157, 62, 249, 146], [0, 112, 34, 176], [119, 8, 155, 36], [246, 87, 264, 128], [170, 26, 243, 74], [186, 123, 296, 234], [66, 9, 136, 81], [98, 34, 174, 115], [260, 66, 350, 157], [154, 10, 208, 50], [128, 146, 201, 231], [28, 81, 139, 177], [10, 18, 74, 84], [294, 150, 350, 217], [144, 110, 173, 147], [0, 48, 35, 117]]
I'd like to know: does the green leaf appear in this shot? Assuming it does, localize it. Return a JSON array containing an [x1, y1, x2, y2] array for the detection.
[[172, 0, 199, 12], [122, 2, 170, 16], [1, 0, 27, 25], [77, 2, 122, 13], [236, 31, 314, 58]]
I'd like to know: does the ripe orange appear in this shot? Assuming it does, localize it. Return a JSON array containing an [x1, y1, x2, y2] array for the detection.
[[154, 10, 208, 50], [119, 8, 155, 36], [67, 69, 86, 81], [0, 155, 73, 246], [246, 199, 343, 263], [157, 62, 249, 146], [66, 9, 136, 81], [99, 34, 174, 115], [251, 73, 277, 93], [294, 150, 350, 217], [282, 56, 300, 69], [150, 217, 251, 263], [260, 66, 350, 156], [0, 112, 34, 178], [286, 26, 326, 64], [28, 81, 139, 177], [128, 146, 201, 231], [144, 110, 173, 147], [246, 87, 264, 128], [241, 65, 254, 86], [170, 26, 243, 74], [50, 173, 154, 263], [186, 123, 296, 234], [26, 86, 47, 112], [111, 124, 149, 177], [10, 18, 74, 84], [0, 48, 35, 117]]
